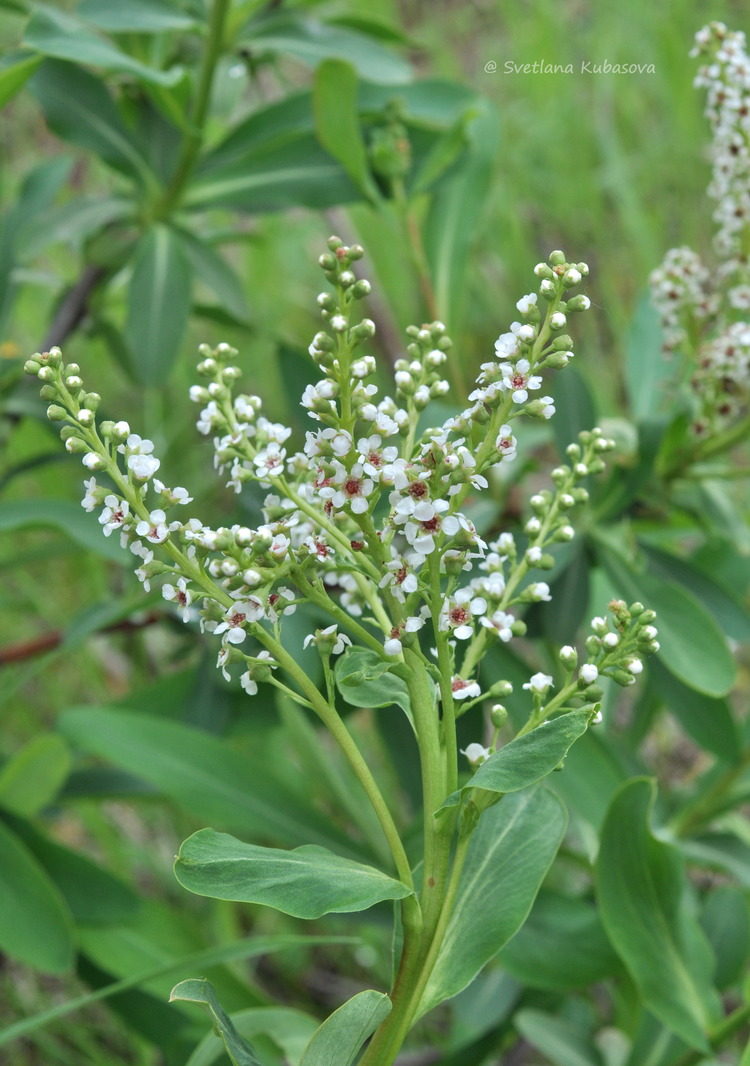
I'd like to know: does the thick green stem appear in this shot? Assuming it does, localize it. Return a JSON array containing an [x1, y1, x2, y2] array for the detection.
[[670, 1001, 750, 1066]]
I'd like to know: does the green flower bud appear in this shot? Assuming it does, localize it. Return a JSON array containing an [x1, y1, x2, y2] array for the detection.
[[39, 384, 58, 401], [489, 704, 508, 728], [490, 680, 514, 698], [24, 359, 41, 375], [64, 437, 89, 454], [47, 404, 68, 421], [549, 250, 567, 266]]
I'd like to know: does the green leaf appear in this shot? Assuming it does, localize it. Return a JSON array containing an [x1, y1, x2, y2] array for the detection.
[[313, 59, 379, 203], [170, 980, 264, 1066], [625, 291, 670, 418], [424, 98, 498, 333], [299, 990, 391, 1066], [499, 891, 619, 991], [185, 1007, 319, 1066], [0, 50, 42, 107], [243, 15, 411, 84], [175, 828, 412, 918], [186, 133, 359, 212], [0, 499, 125, 561], [78, 0, 197, 33], [0, 734, 71, 816], [173, 227, 249, 323], [24, 6, 183, 86], [552, 366, 597, 461], [0, 933, 346, 1047], [410, 110, 471, 195], [515, 1010, 605, 1066], [418, 787, 567, 1017], [700, 885, 750, 990], [334, 648, 413, 722], [439, 709, 592, 811], [21, 196, 130, 259], [4, 813, 139, 925], [599, 544, 736, 697], [596, 778, 720, 1051], [680, 833, 750, 890], [58, 708, 366, 857], [30, 60, 155, 186], [641, 543, 750, 644], [649, 661, 740, 763], [0, 819, 75, 973], [125, 224, 192, 385]]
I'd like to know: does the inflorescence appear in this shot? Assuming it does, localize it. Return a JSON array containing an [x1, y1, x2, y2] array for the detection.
[[26, 239, 657, 757], [650, 22, 750, 437]]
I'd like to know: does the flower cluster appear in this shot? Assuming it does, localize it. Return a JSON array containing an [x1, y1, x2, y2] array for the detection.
[[26, 238, 655, 770], [651, 23, 750, 437]]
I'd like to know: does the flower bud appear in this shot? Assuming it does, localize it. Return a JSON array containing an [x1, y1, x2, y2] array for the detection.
[[24, 359, 41, 375], [490, 704, 508, 728], [47, 404, 68, 421]]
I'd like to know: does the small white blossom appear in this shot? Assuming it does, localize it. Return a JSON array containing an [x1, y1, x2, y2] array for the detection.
[[523, 672, 553, 693], [461, 743, 492, 766]]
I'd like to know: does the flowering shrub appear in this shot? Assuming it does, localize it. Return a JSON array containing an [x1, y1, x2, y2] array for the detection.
[[25, 241, 661, 1064]]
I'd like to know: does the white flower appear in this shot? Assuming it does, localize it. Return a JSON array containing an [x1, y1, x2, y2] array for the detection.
[[82, 477, 99, 512], [451, 677, 481, 700], [214, 598, 265, 645], [626, 658, 644, 675], [523, 672, 553, 693], [516, 293, 538, 314], [128, 453, 160, 480], [303, 624, 352, 655], [461, 742, 492, 766], [495, 425, 517, 461], [602, 632, 619, 648], [99, 495, 130, 537], [135, 509, 170, 544], [480, 609, 515, 642], [580, 663, 599, 684], [527, 582, 551, 602], [163, 577, 192, 622], [500, 358, 543, 404], [439, 588, 487, 640]]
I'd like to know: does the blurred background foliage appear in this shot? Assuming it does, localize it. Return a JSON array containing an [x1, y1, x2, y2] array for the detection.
[[1, 1, 749, 1064]]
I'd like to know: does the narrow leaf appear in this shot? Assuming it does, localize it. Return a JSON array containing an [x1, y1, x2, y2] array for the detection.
[[0, 50, 42, 107], [0, 934, 348, 1046], [58, 708, 365, 857], [313, 59, 378, 202], [170, 980, 264, 1066], [0, 819, 75, 973], [175, 828, 412, 918], [24, 6, 182, 86], [174, 227, 249, 322], [125, 225, 192, 386], [0, 734, 71, 816], [0, 499, 125, 562], [299, 990, 391, 1066], [424, 99, 498, 332], [440, 709, 591, 811], [596, 778, 719, 1051], [625, 291, 670, 418], [185, 1007, 319, 1066], [78, 0, 197, 33], [418, 787, 567, 1017], [516, 1010, 604, 1066], [30, 60, 155, 185]]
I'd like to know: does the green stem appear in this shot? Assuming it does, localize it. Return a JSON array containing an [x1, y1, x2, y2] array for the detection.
[[153, 0, 230, 218]]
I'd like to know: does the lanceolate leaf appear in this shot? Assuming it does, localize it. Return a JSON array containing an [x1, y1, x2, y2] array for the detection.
[[596, 778, 720, 1051], [0, 50, 42, 107], [78, 0, 197, 33], [0, 819, 75, 973], [125, 225, 192, 386], [24, 6, 183, 86], [424, 98, 498, 333], [170, 980, 264, 1066], [174, 828, 413, 918], [439, 709, 592, 812], [58, 708, 365, 857], [184, 1007, 319, 1066], [0, 734, 71, 816], [299, 990, 392, 1066], [313, 59, 379, 202], [418, 787, 567, 1017], [30, 60, 156, 187]]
